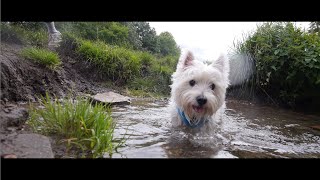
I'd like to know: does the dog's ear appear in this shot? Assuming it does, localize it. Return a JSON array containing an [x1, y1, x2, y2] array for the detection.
[[177, 51, 194, 70], [212, 54, 230, 76]]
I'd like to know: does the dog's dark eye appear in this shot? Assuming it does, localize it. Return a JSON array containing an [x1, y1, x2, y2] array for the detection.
[[189, 80, 196, 87], [210, 83, 215, 90]]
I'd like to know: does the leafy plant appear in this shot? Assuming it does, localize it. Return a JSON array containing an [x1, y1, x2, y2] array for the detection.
[[233, 22, 320, 109]]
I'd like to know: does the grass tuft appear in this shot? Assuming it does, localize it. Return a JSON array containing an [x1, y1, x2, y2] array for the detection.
[[27, 93, 125, 158], [21, 47, 61, 69]]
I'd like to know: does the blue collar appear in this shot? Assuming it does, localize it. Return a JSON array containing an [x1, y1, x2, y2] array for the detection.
[[177, 108, 208, 128]]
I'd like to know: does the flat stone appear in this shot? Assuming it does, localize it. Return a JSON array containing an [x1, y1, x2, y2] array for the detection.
[[1, 133, 54, 158], [92, 92, 131, 105]]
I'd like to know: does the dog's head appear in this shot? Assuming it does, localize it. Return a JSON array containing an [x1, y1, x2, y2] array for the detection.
[[171, 50, 229, 121]]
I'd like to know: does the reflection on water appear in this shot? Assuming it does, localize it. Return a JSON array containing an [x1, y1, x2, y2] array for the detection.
[[110, 98, 320, 158]]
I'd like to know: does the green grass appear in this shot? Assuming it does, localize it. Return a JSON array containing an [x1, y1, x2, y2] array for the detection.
[[2, 22, 180, 96], [1, 22, 48, 47], [27, 93, 125, 158], [125, 89, 164, 98], [74, 39, 177, 94], [61, 33, 178, 96], [21, 47, 61, 69], [76, 40, 141, 83]]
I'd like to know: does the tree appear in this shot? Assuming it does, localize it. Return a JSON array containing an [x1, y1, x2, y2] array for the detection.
[[158, 31, 180, 57], [70, 22, 129, 46], [120, 22, 143, 50], [308, 21, 320, 33], [131, 22, 159, 54]]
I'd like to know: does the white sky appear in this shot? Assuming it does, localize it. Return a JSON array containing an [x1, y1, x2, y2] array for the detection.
[[149, 22, 310, 61]]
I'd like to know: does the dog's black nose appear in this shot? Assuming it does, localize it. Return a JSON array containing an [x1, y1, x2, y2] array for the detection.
[[196, 96, 207, 106]]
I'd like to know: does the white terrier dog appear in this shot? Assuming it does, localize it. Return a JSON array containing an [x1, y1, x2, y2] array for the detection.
[[169, 50, 230, 133]]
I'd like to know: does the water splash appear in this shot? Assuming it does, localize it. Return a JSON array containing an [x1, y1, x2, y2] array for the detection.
[[110, 99, 320, 158], [228, 52, 255, 87]]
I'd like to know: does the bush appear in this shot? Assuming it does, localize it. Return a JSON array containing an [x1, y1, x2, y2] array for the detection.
[[235, 22, 320, 109], [21, 47, 61, 69]]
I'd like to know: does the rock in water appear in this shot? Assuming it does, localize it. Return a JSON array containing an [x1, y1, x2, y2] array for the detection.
[[92, 92, 131, 105]]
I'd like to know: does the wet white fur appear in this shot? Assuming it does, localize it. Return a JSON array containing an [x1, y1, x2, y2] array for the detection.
[[169, 50, 230, 132]]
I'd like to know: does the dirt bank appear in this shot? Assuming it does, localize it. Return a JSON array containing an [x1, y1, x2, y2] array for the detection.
[[0, 40, 121, 158]]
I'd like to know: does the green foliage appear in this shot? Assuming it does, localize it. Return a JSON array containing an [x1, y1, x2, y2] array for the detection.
[[56, 22, 180, 55], [1, 22, 48, 47], [120, 22, 143, 50], [65, 36, 178, 95], [76, 40, 141, 84], [308, 21, 320, 34], [131, 22, 160, 54], [10, 22, 44, 31], [235, 22, 320, 108], [20, 47, 61, 69], [128, 77, 158, 93], [28, 93, 124, 158], [125, 89, 162, 98], [158, 32, 181, 57], [130, 55, 177, 95], [3, 21, 181, 96], [56, 22, 130, 48], [122, 22, 180, 56]]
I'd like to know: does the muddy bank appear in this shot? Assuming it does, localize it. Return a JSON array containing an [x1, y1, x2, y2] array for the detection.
[[0, 43, 115, 102], [0, 41, 130, 158]]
